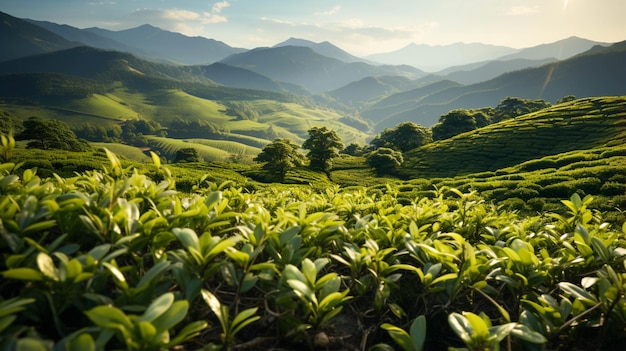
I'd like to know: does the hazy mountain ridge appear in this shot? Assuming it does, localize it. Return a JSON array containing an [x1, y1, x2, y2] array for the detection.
[[328, 76, 422, 106], [0, 11, 80, 62], [366, 41, 626, 130], [220, 45, 425, 93], [24, 19, 144, 57], [495, 36, 611, 61], [439, 57, 558, 85], [365, 42, 519, 71], [82, 24, 247, 65], [273, 37, 369, 63]]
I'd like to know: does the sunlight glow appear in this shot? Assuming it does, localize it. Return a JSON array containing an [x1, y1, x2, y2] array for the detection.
[[563, 0, 569, 11]]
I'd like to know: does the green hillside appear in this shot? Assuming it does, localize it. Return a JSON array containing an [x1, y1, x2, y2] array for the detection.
[[399, 96, 626, 179], [90, 142, 152, 162]]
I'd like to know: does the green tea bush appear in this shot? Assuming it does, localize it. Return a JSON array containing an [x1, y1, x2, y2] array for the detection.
[[600, 181, 626, 196], [1, 157, 625, 351], [519, 158, 557, 172], [498, 197, 527, 211], [506, 187, 540, 201]]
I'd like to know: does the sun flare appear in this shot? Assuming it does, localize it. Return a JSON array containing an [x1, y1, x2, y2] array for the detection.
[[563, 0, 569, 11]]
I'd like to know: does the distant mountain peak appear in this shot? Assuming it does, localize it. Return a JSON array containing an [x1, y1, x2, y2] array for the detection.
[[274, 37, 318, 47]]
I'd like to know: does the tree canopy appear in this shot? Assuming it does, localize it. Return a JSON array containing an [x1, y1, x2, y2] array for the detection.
[[174, 148, 200, 163], [431, 109, 491, 141], [370, 121, 432, 152], [302, 127, 343, 175], [254, 139, 305, 181], [493, 97, 551, 122], [366, 147, 404, 176], [17, 117, 89, 151]]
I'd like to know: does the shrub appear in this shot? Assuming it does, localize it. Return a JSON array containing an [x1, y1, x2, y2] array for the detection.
[[498, 197, 526, 211], [507, 187, 540, 200], [600, 182, 626, 196], [527, 197, 546, 212]]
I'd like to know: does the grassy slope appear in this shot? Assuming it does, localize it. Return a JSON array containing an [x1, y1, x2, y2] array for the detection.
[[399, 96, 626, 179], [1, 88, 368, 153], [90, 142, 152, 163]]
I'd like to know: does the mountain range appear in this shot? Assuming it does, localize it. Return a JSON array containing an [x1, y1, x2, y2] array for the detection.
[[362, 41, 626, 130], [365, 36, 610, 72], [1, 9, 625, 139]]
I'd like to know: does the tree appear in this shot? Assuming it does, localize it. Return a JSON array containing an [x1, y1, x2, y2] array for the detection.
[[493, 97, 551, 122], [370, 122, 432, 152], [174, 148, 200, 163], [366, 147, 403, 176], [341, 143, 366, 156], [431, 109, 479, 141], [557, 95, 577, 104], [17, 117, 89, 151], [254, 139, 305, 181], [302, 127, 343, 176]]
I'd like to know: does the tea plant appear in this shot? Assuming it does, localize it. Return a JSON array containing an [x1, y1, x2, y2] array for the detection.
[[0, 153, 625, 350]]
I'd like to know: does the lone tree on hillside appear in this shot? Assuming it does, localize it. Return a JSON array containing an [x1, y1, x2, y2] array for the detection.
[[493, 97, 551, 122], [370, 121, 432, 152], [254, 139, 305, 181], [431, 109, 491, 141], [366, 147, 404, 176], [17, 117, 89, 151], [302, 127, 343, 176]]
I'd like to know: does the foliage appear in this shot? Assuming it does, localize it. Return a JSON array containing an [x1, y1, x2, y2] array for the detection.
[[173, 147, 200, 163], [493, 97, 551, 122], [557, 95, 577, 104], [366, 147, 404, 175], [371, 121, 432, 152], [402, 97, 626, 178], [0, 132, 15, 162], [0, 154, 624, 350], [253, 138, 305, 181], [342, 142, 366, 156], [16, 116, 90, 152], [431, 109, 491, 141], [302, 126, 344, 175]]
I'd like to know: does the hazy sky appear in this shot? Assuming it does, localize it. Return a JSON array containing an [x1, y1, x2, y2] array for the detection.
[[1, 0, 624, 56]]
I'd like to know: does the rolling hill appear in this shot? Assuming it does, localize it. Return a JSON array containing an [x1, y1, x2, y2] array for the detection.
[[398, 96, 626, 179], [328, 75, 421, 106], [0, 46, 370, 157], [198, 62, 308, 95]]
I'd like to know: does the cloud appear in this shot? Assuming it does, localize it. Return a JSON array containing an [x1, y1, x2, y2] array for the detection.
[[163, 9, 200, 21], [88, 1, 116, 5], [212, 1, 229, 14], [130, 7, 226, 25], [260, 17, 295, 26], [255, 16, 438, 55], [505, 5, 540, 15], [202, 12, 227, 24], [314, 5, 341, 16]]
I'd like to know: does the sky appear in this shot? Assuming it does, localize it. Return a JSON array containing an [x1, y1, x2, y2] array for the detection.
[[1, 0, 625, 56]]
